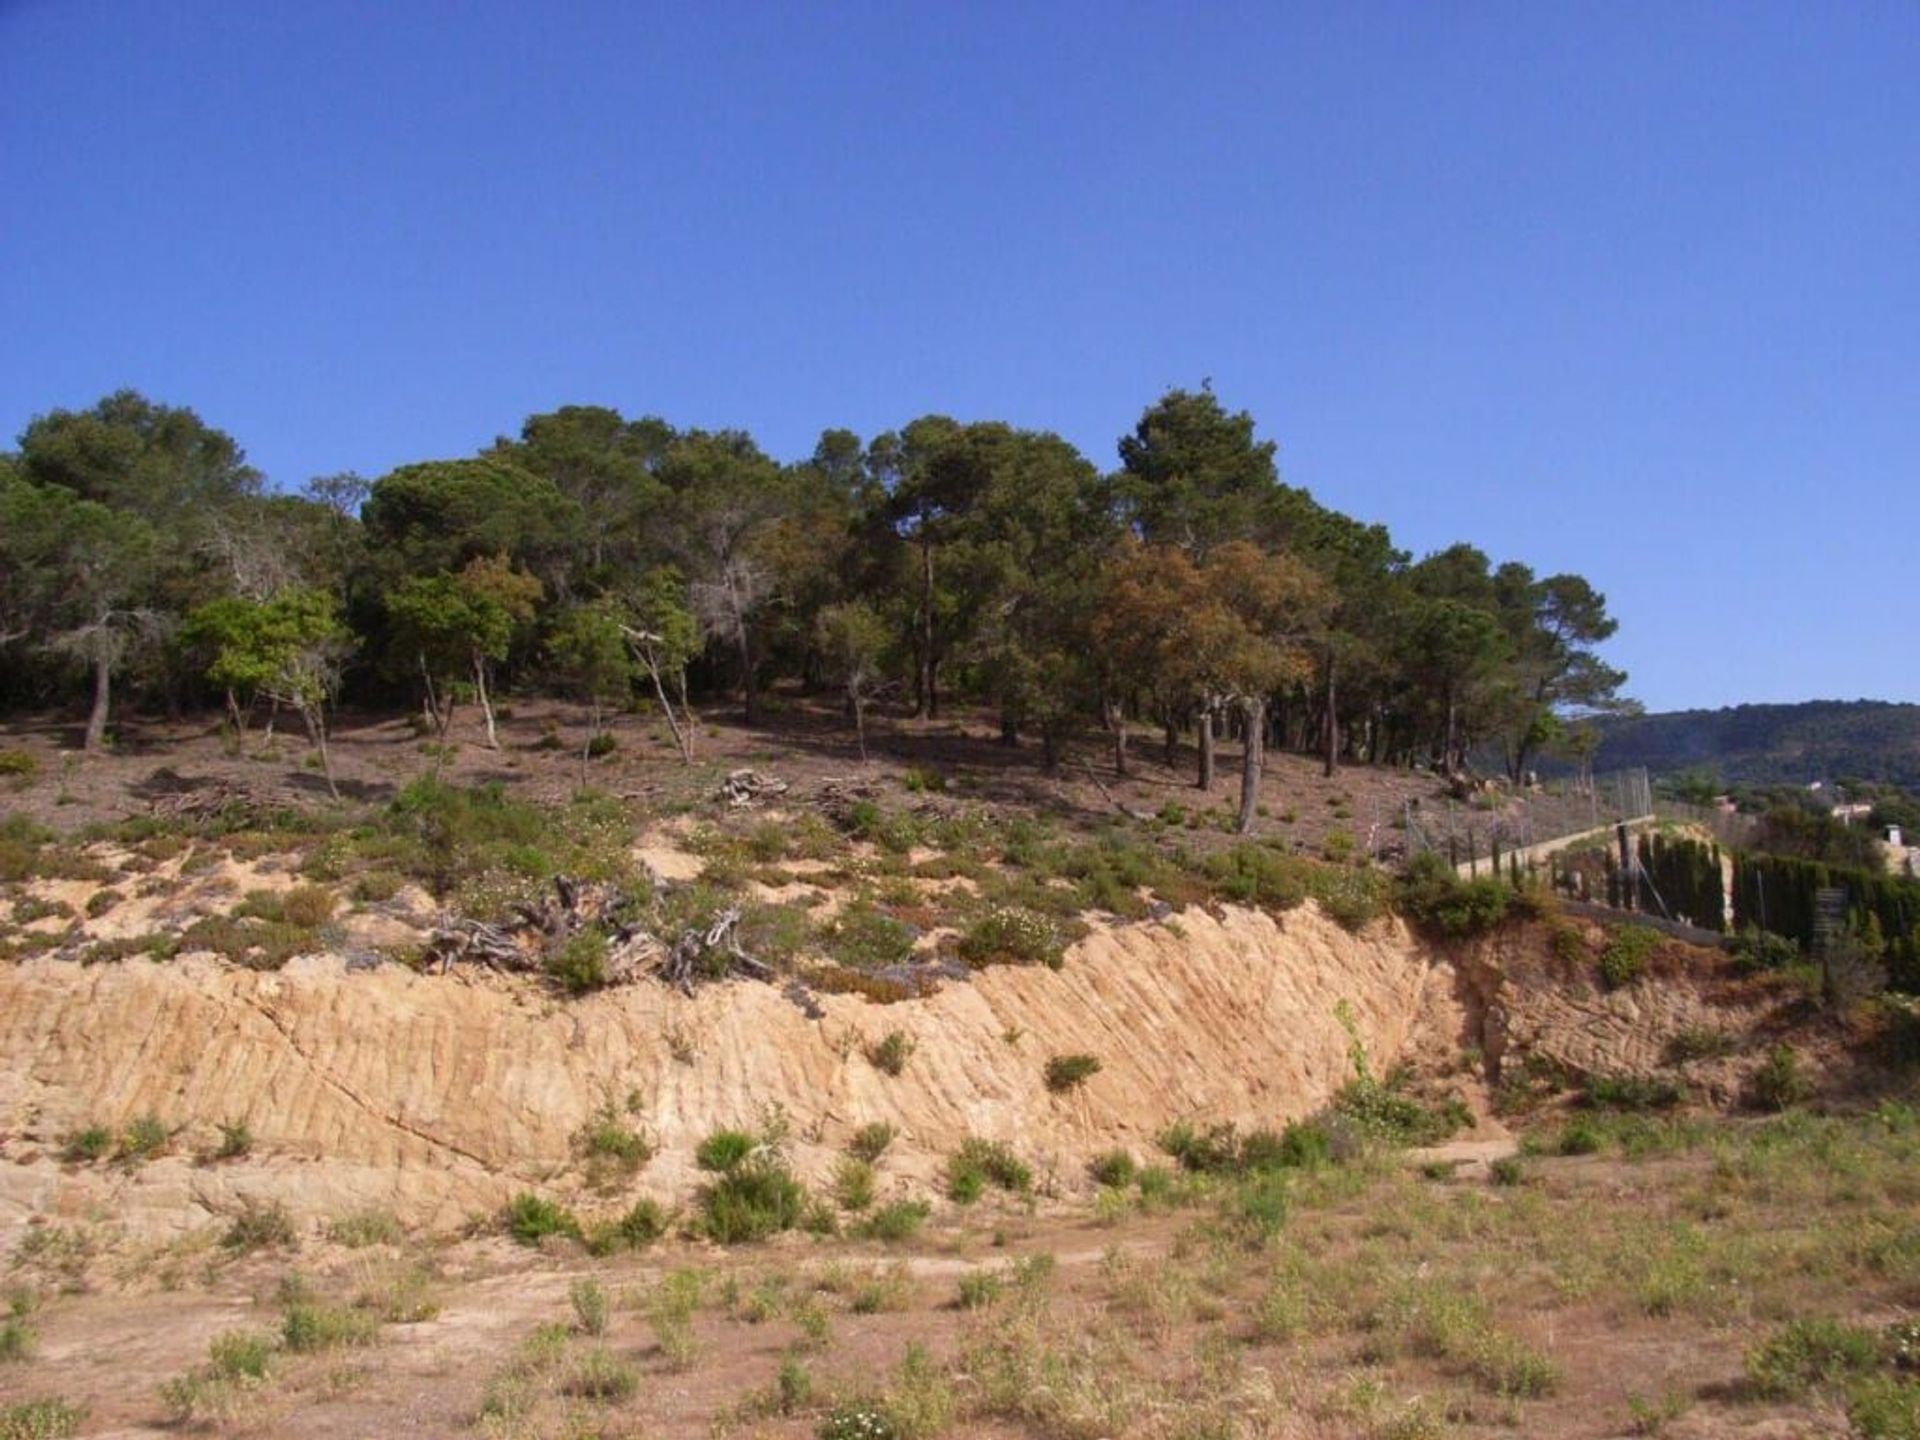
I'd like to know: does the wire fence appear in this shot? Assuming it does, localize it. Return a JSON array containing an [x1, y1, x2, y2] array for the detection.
[[1397, 766, 1654, 872]]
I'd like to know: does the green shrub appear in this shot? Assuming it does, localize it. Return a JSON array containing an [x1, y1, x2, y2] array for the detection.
[[946, 1138, 1031, 1202], [564, 1344, 638, 1399], [1666, 1026, 1738, 1063], [504, 1192, 579, 1246], [1600, 925, 1660, 989], [1557, 1117, 1605, 1155], [546, 926, 611, 993], [1088, 1149, 1137, 1188], [834, 1157, 876, 1211], [1584, 1074, 1683, 1110], [820, 1404, 901, 1440], [117, 1113, 171, 1162], [957, 1269, 1005, 1309], [867, 1029, 916, 1077], [1396, 852, 1511, 937], [857, 1199, 931, 1242], [695, 1129, 757, 1173], [1490, 1156, 1526, 1187], [1751, 1045, 1813, 1111], [585, 733, 618, 759], [702, 1156, 807, 1244], [0, 1317, 35, 1363], [280, 884, 337, 928], [957, 907, 1064, 970], [1204, 844, 1308, 910], [825, 904, 916, 969], [1847, 1374, 1920, 1439], [1158, 1120, 1244, 1174], [1731, 925, 1802, 972], [1335, 1077, 1470, 1146], [1043, 1053, 1101, 1092], [207, 1330, 274, 1381], [1746, 1317, 1884, 1398], [0, 750, 39, 779], [574, 1104, 653, 1175], [1229, 1171, 1291, 1242], [583, 1197, 668, 1255], [847, 1121, 896, 1163], [61, 1126, 112, 1163]]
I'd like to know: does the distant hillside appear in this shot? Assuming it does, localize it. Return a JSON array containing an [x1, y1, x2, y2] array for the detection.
[[1590, 700, 1920, 790]]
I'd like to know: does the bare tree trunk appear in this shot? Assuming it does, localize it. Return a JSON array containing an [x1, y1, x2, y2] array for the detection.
[[1323, 652, 1339, 779], [999, 713, 1019, 747], [474, 655, 499, 750], [737, 627, 758, 727], [1197, 703, 1215, 791], [1113, 714, 1128, 777], [1237, 695, 1266, 834], [642, 660, 693, 764], [1163, 715, 1178, 768], [84, 651, 112, 752], [298, 701, 340, 800], [853, 691, 868, 762], [917, 535, 936, 719], [1041, 726, 1058, 773]]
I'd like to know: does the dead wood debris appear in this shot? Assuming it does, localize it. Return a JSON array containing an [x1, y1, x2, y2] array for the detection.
[[424, 874, 767, 994], [717, 768, 788, 808]]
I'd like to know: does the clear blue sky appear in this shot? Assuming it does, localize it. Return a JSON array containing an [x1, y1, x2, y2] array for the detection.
[[4, 2, 1915, 712]]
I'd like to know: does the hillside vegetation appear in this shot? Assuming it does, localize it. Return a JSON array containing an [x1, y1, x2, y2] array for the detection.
[[1593, 700, 1920, 790]]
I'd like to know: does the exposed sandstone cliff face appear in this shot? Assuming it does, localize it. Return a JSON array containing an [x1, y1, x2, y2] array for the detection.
[[0, 903, 1458, 1240]]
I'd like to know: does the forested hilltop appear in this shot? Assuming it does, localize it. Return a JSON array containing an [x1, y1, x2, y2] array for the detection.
[[0, 387, 1630, 828], [1592, 701, 1920, 791]]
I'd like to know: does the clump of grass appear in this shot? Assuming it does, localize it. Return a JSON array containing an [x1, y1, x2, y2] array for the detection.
[[570, 1277, 609, 1336], [1585, 1073, 1684, 1111], [281, 1299, 378, 1353], [573, 1101, 654, 1184], [867, 1029, 916, 1077], [848, 1263, 915, 1314], [326, 1209, 401, 1248], [564, 1344, 638, 1400], [946, 1138, 1031, 1203], [503, 1192, 579, 1246], [0, 1399, 86, 1440], [695, 1129, 757, 1173], [646, 1269, 705, 1371], [212, 1119, 254, 1160], [1666, 1025, 1738, 1063], [857, 1199, 931, 1242], [1088, 1149, 1137, 1188], [1043, 1053, 1101, 1092], [847, 1121, 896, 1163], [957, 1268, 1006, 1309], [222, 1197, 297, 1253], [0, 750, 39, 780]]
